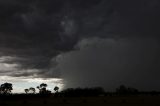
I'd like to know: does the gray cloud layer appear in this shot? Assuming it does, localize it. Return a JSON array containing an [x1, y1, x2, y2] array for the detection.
[[58, 37, 160, 91], [0, 0, 160, 90]]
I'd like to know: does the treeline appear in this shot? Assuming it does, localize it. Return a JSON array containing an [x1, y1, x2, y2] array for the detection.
[[0, 82, 160, 97], [0, 82, 59, 95], [59, 85, 160, 97], [59, 87, 105, 97]]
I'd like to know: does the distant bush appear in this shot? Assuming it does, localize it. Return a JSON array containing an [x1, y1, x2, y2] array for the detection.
[[60, 87, 105, 97], [116, 85, 139, 95]]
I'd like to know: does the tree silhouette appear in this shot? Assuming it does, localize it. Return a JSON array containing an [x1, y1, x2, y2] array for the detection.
[[37, 83, 51, 94], [61, 87, 105, 97], [127, 87, 139, 95], [54, 86, 59, 93], [116, 85, 128, 95], [0, 82, 13, 94], [116, 85, 139, 95], [37, 83, 47, 92], [24, 89, 29, 94], [29, 87, 36, 94], [40, 83, 47, 88]]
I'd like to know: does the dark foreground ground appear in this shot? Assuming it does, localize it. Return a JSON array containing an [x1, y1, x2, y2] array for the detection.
[[0, 96, 160, 106]]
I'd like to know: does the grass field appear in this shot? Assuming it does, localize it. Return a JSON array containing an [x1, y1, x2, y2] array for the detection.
[[0, 96, 160, 106]]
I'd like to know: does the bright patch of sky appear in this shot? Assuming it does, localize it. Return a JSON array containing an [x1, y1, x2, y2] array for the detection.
[[0, 76, 64, 93]]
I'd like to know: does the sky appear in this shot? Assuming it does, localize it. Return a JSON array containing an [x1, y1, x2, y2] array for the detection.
[[0, 0, 160, 92]]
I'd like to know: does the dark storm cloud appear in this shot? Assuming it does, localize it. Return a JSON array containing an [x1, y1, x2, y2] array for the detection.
[[0, 0, 113, 75], [109, 0, 160, 36], [58, 37, 160, 91], [0, 0, 160, 90]]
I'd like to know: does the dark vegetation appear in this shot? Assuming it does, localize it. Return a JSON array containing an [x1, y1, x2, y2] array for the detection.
[[0, 82, 13, 94], [0, 83, 159, 106], [60, 87, 105, 97], [0, 82, 159, 98]]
